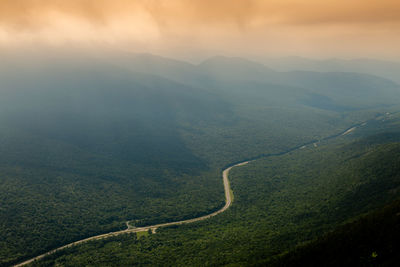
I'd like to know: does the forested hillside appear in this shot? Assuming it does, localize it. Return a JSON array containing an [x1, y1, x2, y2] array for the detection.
[[26, 111, 400, 266], [274, 199, 400, 266], [0, 58, 230, 266], [1, 53, 400, 266]]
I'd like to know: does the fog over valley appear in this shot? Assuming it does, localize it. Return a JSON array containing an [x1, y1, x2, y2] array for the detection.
[[1, 1, 400, 266]]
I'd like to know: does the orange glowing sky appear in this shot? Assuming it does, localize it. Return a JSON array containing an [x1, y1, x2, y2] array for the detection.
[[1, 0, 400, 60]]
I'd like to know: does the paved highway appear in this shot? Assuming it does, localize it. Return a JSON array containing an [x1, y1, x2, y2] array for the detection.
[[14, 161, 249, 267]]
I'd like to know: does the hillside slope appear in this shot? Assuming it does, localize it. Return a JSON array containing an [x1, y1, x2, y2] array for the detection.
[[1, 53, 400, 266], [27, 118, 400, 266], [274, 199, 400, 266]]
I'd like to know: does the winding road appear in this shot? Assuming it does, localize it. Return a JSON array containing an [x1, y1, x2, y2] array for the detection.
[[14, 161, 250, 267], [15, 111, 395, 266]]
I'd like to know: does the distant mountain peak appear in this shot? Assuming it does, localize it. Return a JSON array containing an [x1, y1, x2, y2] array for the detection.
[[197, 56, 276, 80]]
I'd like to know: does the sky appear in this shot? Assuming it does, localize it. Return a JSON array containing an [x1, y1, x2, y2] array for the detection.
[[1, 0, 400, 61]]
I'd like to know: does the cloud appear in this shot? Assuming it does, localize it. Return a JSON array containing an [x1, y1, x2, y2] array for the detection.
[[2, 0, 399, 30], [0, 0, 399, 59]]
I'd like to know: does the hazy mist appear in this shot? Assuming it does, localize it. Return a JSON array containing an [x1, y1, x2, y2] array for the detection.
[[1, 0, 400, 61]]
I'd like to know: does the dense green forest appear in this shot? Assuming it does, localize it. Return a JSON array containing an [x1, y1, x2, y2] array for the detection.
[[1, 53, 400, 266], [26, 113, 400, 266], [273, 199, 400, 266]]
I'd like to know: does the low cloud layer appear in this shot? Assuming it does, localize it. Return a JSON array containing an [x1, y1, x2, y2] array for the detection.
[[1, 0, 399, 60]]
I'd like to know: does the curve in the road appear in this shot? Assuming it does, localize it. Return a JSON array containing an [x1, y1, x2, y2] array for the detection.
[[15, 111, 394, 267], [14, 161, 250, 267]]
